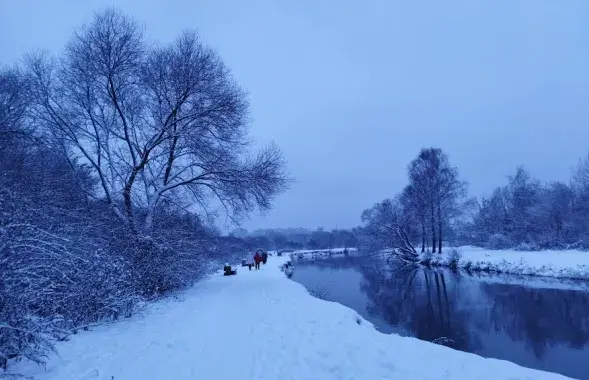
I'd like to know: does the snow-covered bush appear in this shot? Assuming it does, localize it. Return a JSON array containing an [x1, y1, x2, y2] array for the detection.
[[567, 240, 589, 251], [118, 235, 210, 297], [486, 234, 513, 250], [0, 192, 217, 370], [448, 248, 461, 270], [0, 189, 144, 367]]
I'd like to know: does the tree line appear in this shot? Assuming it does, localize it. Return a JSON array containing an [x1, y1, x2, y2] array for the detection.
[[359, 147, 589, 261], [224, 227, 359, 252], [0, 9, 288, 369]]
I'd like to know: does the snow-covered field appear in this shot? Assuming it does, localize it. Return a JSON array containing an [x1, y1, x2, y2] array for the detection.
[[11, 256, 573, 380], [428, 246, 589, 280]]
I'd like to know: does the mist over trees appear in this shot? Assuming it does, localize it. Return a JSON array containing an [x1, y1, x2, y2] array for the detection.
[[225, 227, 359, 252], [1, 9, 287, 369], [360, 148, 589, 256]]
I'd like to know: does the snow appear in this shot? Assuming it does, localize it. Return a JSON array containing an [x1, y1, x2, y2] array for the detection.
[[291, 247, 358, 261], [12, 257, 573, 380], [460, 270, 589, 292], [428, 246, 589, 280]]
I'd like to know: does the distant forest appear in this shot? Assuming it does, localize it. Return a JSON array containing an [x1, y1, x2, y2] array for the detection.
[[233, 148, 589, 261], [225, 227, 360, 252]]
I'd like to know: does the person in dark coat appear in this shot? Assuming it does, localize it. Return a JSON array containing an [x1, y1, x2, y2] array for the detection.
[[261, 251, 268, 264], [223, 263, 237, 276]]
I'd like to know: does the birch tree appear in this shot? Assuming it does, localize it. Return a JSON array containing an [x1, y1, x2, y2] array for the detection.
[[407, 148, 465, 254]]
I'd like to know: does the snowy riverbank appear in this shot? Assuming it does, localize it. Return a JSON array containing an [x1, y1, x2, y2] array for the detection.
[[425, 246, 589, 281], [289, 247, 358, 261], [290, 246, 589, 281], [12, 256, 572, 380]]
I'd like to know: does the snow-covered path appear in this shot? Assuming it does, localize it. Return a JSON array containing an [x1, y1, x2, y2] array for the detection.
[[16, 257, 572, 380]]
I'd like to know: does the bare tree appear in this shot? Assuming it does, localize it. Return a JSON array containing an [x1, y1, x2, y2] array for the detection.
[[570, 151, 589, 240], [436, 157, 467, 252], [27, 9, 288, 234], [407, 148, 465, 254], [401, 184, 428, 253], [504, 166, 541, 243], [360, 198, 418, 262], [472, 187, 510, 243], [470, 164, 586, 248], [0, 66, 31, 136], [572, 151, 589, 193], [408, 149, 438, 252]]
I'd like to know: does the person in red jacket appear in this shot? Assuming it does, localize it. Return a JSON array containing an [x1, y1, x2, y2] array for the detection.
[[254, 252, 262, 270]]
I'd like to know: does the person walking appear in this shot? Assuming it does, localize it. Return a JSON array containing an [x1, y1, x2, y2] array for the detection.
[[254, 252, 262, 270]]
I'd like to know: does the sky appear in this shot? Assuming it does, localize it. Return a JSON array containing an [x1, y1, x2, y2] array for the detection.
[[2, 0, 589, 231]]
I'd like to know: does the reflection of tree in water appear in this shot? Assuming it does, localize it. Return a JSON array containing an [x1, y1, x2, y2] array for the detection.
[[482, 283, 589, 359], [359, 263, 481, 352]]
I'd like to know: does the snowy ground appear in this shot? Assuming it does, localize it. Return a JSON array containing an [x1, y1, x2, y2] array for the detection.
[[427, 246, 589, 280], [463, 270, 589, 292], [290, 247, 358, 261], [12, 257, 573, 380]]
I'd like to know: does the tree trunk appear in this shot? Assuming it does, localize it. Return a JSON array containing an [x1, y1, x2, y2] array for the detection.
[[437, 201, 443, 254], [144, 210, 154, 233], [421, 222, 426, 253], [122, 186, 135, 231], [431, 203, 436, 253]]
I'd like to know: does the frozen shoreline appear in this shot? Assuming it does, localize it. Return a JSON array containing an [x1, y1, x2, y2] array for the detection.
[[424, 246, 589, 281], [12, 256, 572, 380], [292, 246, 589, 281]]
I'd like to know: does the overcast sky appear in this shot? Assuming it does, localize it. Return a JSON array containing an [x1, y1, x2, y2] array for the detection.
[[2, 0, 588, 231]]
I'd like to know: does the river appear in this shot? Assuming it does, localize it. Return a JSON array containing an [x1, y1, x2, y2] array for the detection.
[[290, 257, 589, 380]]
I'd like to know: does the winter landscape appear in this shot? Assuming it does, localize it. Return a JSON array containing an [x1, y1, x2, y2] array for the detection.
[[2, 1, 589, 380]]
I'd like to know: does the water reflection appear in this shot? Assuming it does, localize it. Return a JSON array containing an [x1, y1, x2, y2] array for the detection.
[[291, 258, 589, 380], [359, 263, 480, 352], [484, 283, 589, 358]]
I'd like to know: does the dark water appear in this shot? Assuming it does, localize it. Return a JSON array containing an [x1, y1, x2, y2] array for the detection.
[[290, 257, 589, 380]]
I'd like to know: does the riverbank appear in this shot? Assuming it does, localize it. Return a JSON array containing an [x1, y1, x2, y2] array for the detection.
[[289, 247, 358, 260], [424, 246, 589, 280], [11, 257, 572, 380]]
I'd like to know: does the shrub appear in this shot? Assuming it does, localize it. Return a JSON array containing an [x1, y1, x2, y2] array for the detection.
[[448, 248, 461, 270], [567, 240, 589, 251], [421, 250, 433, 266]]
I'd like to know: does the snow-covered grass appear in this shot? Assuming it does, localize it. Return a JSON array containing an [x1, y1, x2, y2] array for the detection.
[[10, 256, 573, 380], [424, 246, 589, 280]]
